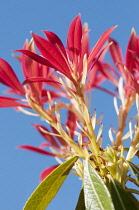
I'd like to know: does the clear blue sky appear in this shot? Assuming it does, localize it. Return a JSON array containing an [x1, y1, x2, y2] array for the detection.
[[0, 1, 139, 210]]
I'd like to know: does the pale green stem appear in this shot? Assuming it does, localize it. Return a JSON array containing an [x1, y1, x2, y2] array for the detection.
[[72, 80, 101, 164], [126, 128, 139, 161], [77, 94, 99, 156], [115, 95, 135, 147], [26, 94, 85, 158]]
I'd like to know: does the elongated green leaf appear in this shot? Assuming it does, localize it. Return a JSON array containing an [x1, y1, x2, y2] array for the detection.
[[127, 191, 139, 209], [109, 178, 138, 210], [75, 187, 86, 210], [127, 161, 139, 184], [84, 159, 114, 210], [24, 156, 78, 210]]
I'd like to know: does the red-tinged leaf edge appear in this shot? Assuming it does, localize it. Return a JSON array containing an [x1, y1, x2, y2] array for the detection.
[[17, 145, 55, 156]]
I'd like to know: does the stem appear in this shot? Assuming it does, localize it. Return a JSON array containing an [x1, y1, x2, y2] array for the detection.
[[76, 84, 100, 156], [128, 177, 139, 187], [126, 188, 139, 195], [87, 119, 100, 155], [115, 95, 135, 147], [26, 94, 85, 158], [126, 128, 139, 161]]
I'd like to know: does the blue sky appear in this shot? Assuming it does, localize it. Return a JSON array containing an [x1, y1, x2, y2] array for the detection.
[[0, 1, 139, 210]]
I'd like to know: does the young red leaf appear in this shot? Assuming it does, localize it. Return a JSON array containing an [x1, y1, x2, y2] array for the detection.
[[109, 37, 123, 66], [43, 31, 67, 58], [0, 96, 29, 108], [86, 61, 106, 89], [66, 110, 77, 139], [77, 29, 89, 76], [22, 77, 61, 86], [126, 29, 137, 73], [14, 49, 55, 68], [39, 142, 50, 148], [109, 37, 127, 80], [67, 14, 82, 62], [41, 90, 66, 102], [88, 26, 117, 65], [100, 62, 118, 86], [17, 145, 55, 156], [32, 33, 72, 77], [0, 58, 24, 94]]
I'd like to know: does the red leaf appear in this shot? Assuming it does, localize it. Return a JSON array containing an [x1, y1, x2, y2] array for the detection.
[[66, 110, 77, 139], [21, 40, 49, 78], [39, 142, 50, 148], [0, 58, 24, 94], [21, 39, 35, 79], [32, 33, 72, 78], [17, 145, 55, 156], [95, 85, 119, 97], [77, 29, 89, 76], [86, 62, 105, 89], [40, 165, 59, 181], [88, 26, 117, 65], [67, 14, 82, 63], [126, 29, 137, 73], [81, 29, 89, 58], [41, 89, 66, 101], [43, 31, 67, 58], [14, 49, 55, 68], [109, 37, 123, 65], [0, 96, 30, 108], [20, 40, 44, 101], [100, 62, 118, 86], [109, 37, 126, 79], [22, 77, 61, 86]]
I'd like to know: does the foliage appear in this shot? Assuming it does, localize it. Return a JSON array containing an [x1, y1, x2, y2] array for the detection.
[[0, 15, 139, 209]]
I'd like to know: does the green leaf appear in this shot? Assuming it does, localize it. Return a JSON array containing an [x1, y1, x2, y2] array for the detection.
[[84, 159, 114, 210], [23, 156, 78, 210], [75, 187, 86, 210], [127, 191, 139, 209], [109, 178, 138, 210], [127, 161, 139, 185]]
